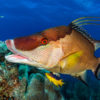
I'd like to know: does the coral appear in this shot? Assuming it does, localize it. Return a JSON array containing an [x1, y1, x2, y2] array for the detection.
[[0, 41, 19, 99]]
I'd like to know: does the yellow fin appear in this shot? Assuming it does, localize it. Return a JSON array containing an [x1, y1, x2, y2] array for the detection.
[[45, 73, 64, 87], [59, 51, 83, 69]]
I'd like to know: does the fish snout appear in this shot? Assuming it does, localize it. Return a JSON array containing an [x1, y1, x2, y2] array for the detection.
[[5, 39, 17, 53], [6, 40, 12, 49], [6, 39, 10, 45], [13, 35, 43, 51]]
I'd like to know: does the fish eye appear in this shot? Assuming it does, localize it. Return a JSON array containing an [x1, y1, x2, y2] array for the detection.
[[41, 38, 48, 45]]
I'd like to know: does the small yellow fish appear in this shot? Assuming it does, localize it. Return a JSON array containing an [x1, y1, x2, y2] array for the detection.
[[5, 17, 100, 86], [45, 73, 64, 86]]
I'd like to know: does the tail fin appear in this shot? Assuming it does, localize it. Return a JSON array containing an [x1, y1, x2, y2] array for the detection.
[[94, 41, 100, 51], [94, 64, 100, 80], [94, 58, 100, 80]]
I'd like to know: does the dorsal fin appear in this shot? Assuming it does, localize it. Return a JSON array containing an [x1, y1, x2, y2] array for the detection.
[[69, 23, 94, 43], [69, 17, 100, 43], [72, 16, 100, 23]]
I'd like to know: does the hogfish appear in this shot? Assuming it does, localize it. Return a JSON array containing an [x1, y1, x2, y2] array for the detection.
[[5, 17, 100, 86]]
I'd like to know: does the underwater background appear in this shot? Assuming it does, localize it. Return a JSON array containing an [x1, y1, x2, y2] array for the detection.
[[0, 0, 100, 100]]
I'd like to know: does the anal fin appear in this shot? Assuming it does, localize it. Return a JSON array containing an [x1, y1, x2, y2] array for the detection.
[[73, 71, 88, 86]]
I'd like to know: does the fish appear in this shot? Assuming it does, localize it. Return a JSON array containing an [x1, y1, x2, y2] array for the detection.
[[5, 17, 100, 86]]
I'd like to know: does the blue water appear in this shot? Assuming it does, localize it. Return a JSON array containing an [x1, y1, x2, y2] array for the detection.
[[0, 0, 100, 40]]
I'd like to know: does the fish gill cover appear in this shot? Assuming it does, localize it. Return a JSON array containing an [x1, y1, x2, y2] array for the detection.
[[0, 0, 100, 100]]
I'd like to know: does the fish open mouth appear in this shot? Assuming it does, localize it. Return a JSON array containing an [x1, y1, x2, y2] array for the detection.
[[5, 40, 48, 68], [5, 39, 32, 63]]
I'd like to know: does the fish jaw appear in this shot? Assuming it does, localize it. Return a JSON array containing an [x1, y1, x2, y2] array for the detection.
[[5, 54, 30, 64], [5, 40, 48, 69], [5, 54, 48, 69]]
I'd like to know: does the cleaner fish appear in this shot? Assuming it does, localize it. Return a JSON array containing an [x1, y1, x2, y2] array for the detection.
[[5, 17, 100, 86]]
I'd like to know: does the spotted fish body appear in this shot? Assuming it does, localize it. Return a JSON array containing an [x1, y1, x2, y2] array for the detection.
[[5, 17, 100, 85]]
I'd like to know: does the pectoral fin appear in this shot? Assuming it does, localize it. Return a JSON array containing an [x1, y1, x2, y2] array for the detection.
[[59, 51, 83, 69]]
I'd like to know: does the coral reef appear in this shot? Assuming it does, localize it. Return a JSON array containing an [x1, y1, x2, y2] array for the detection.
[[0, 41, 19, 99]]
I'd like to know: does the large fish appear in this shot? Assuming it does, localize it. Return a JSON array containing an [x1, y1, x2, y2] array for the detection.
[[5, 17, 100, 86]]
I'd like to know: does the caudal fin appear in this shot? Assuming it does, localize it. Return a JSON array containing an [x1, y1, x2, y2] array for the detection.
[[94, 41, 100, 51], [94, 58, 100, 80], [94, 64, 100, 80]]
